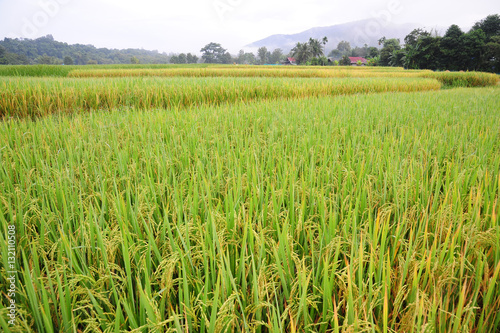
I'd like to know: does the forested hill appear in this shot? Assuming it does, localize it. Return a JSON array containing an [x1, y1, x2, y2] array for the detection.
[[0, 35, 170, 65]]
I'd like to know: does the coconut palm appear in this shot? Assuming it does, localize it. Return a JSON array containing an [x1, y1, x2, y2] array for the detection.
[[291, 42, 313, 64]]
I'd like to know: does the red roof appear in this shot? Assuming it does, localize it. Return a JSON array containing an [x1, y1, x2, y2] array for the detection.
[[287, 57, 296, 62], [349, 57, 368, 64]]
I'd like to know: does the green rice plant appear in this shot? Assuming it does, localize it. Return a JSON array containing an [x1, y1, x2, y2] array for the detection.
[[0, 64, 219, 77], [0, 86, 499, 332], [422, 71, 499, 87], [0, 65, 74, 77]]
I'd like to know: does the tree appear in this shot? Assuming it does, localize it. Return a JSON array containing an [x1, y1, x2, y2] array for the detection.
[[308, 38, 325, 58], [290, 37, 328, 65], [200, 42, 229, 64], [3, 52, 29, 65], [367, 56, 379, 66], [471, 14, 500, 40], [63, 56, 73, 65], [405, 34, 442, 70], [130, 56, 140, 64], [483, 36, 500, 72], [404, 29, 431, 48], [389, 49, 405, 67], [169, 55, 179, 64], [257, 46, 268, 64], [220, 52, 233, 64], [337, 40, 351, 54], [291, 42, 312, 64], [367, 47, 379, 58], [36, 53, 61, 64], [379, 38, 400, 66], [339, 55, 351, 66], [440, 25, 464, 70], [243, 52, 256, 65], [177, 53, 187, 64], [461, 29, 486, 71], [186, 53, 198, 63], [0, 45, 7, 64], [310, 56, 328, 66], [269, 48, 283, 64], [73, 52, 89, 65], [351, 44, 369, 57], [328, 49, 342, 60]]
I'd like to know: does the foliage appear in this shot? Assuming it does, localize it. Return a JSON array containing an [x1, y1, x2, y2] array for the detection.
[[257, 46, 268, 64], [269, 48, 284, 64], [200, 43, 232, 64], [36, 54, 62, 65], [186, 53, 199, 64], [403, 34, 441, 70], [351, 45, 369, 58], [236, 50, 257, 65], [379, 38, 401, 66], [339, 55, 351, 66], [63, 56, 73, 66], [291, 37, 328, 65], [367, 47, 379, 58], [399, 14, 500, 71], [170, 53, 196, 64], [440, 25, 465, 70], [461, 29, 487, 71], [471, 14, 500, 40], [336, 40, 351, 53], [484, 36, 500, 72], [130, 56, 140, 64], [0, 35, 170, 65], [367, 56, 379, 66], [327, 49, 342, 60], [291, 42, 312, 65], [309, 56, 329, 66]]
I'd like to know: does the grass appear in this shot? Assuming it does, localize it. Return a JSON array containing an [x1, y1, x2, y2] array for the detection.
[[0, 76, 442, 118], [0, 86, 499, 332]]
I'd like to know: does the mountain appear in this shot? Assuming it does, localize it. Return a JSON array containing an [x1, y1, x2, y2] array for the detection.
[[246, 19, 427, 52], [0, 35, 171, 65]]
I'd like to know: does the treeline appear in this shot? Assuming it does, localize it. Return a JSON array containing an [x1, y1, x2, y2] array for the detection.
[[0, 35, 171, 65], [378, 14, 500, 72]]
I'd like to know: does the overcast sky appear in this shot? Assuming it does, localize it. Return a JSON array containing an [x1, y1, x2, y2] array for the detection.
[[0, 0, 499, 54]]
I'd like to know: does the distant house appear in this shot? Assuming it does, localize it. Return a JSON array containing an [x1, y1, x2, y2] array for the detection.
[[349, 57, 368, 66], [281, 57, 297, 65]]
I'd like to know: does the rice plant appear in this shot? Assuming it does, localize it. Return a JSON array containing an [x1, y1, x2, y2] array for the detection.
[[66, 67, 498, 88], [0, 86, 499, 332], [0, 76, 441, 118]]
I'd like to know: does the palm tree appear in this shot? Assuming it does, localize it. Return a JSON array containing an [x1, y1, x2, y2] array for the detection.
[[292, 37, 329, 64], [291, 42, 312, 64], [308, 38, 323, 58]]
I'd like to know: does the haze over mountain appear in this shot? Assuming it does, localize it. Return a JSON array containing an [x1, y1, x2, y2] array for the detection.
[[246, 19, 442, 52]]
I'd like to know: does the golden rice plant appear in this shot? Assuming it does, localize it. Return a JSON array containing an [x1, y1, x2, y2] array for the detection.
[[0, 76, 442, 118]]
